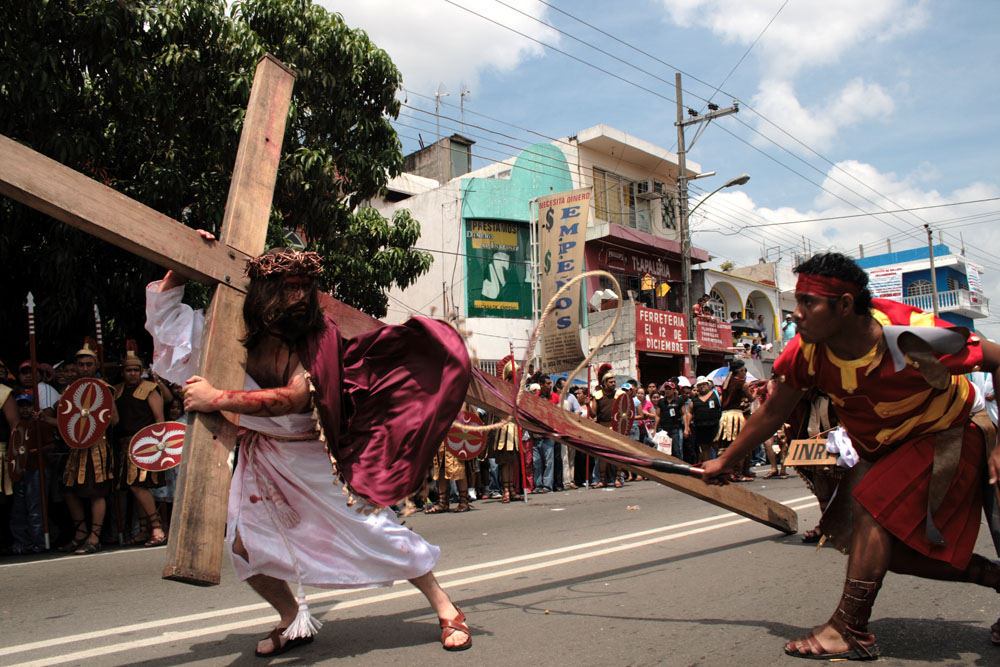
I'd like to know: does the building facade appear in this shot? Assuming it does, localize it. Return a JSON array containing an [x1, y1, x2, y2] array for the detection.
[[374, 125, 713, 381], [854, 244, 990, 330]]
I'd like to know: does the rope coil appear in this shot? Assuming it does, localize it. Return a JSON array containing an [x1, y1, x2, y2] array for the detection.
[[452, 270, 622, 433]]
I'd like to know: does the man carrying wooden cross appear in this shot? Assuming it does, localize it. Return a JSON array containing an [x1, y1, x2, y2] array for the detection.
[[147, 241, 472, 656], [701, 252, 1000, 660]]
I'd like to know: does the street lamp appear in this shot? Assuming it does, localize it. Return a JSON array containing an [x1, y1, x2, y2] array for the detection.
[[678, 173, 750, 376], [688, 173, 750, 218]]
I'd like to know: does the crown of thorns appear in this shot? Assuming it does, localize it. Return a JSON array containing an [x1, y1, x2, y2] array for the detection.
[[245, 251, 323, 279]]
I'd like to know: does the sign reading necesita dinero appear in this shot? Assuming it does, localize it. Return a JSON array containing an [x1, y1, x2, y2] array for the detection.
[[538, 188, 590, 372]]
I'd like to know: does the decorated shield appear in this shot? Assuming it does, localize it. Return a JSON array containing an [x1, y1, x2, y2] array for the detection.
[[57, 378, 113, 449], [611, 393, 636, 437], [496, 354, 516, 381], [6, 426, 28, 483], [129, 421, 186, 472], [445, 410, 486, 461]]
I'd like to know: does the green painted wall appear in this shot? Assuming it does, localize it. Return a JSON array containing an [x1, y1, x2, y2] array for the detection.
[[460, 143, 573, 317]]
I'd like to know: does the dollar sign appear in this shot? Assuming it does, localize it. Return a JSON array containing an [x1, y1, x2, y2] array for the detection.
[[544, 250, 551, 274], [544, 207, 554, 231]]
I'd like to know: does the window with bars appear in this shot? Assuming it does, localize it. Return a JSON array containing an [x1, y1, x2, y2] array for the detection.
[[907, 280, 933, 296], [708, 289, 727, 319]]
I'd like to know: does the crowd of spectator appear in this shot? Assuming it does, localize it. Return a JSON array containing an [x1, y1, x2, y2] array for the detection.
[[1, 346, 820, 549], [409, 359, 802, 515]]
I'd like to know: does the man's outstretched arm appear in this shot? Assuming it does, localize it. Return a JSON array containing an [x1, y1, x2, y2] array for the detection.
[[182, 371, 311, 417], [700, 381, 801, 484]]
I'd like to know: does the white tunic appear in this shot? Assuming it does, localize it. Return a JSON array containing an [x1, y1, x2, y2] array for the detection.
[[145, 282, 439, 588]]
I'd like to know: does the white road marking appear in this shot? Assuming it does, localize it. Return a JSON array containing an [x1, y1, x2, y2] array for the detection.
[[4, 495, 818, 666]]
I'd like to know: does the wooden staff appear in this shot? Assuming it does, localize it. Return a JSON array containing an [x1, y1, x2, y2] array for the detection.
[[511, 337, 529, 501], [94, 304, 123, 545], [93, 304, 106, 378], [25, 292, 50, 550]]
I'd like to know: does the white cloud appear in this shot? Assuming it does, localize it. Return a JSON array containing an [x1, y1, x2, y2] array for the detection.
[[750, 78, 894, 151], [659, 0, 927, 78], [659, 0, 924, 153], [323, 0, 558, 96], [691, 161, 1000, 338]]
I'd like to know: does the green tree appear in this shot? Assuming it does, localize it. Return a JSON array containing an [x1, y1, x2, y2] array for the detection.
[[0, 0, 430, 365]]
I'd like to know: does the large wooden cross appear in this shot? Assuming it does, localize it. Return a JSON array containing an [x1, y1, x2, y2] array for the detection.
[[0, 55, 795, 587]]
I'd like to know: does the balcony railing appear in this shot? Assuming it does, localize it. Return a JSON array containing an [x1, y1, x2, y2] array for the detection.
[[899, 289, 990, 317]]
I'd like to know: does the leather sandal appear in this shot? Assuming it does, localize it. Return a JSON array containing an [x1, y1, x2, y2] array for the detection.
[[73, 525, 103, 555], [425, 502, 450, 514], [58, 520, 89, 553], [454, 493, 471, 513], [144, 510, 167, 548], [439, 606, 472, 651], [254, 627, 314, 658]]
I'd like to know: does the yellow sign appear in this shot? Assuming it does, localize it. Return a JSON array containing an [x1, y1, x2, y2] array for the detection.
[[538, 188, 590, 372]]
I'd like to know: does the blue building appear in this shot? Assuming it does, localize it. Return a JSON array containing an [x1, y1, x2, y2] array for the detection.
[[855, 244, 990, 330]]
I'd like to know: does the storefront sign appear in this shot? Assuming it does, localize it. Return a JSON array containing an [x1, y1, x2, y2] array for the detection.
[[635, 306, 686, 354], [466, 219, 532, 318], [596, 248, 674, 281], [538, 188, 590, 372], [696, 319, 733, 352], [868, 266, 904, 299]]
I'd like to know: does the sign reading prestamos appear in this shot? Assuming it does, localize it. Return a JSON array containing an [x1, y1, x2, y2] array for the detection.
[[538, 188, 590, 372]]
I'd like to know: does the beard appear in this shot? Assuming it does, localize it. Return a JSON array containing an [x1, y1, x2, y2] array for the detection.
[[266, 304, 312, 343]]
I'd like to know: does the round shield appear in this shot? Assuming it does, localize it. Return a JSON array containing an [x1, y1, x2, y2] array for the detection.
[[129, 421, 186, 472], [496, 354, 516, 381], [57, 378, 114, 449], [611, 393, 636, 437], [6, 426, 28, 483], [445, 410, 486, 461]]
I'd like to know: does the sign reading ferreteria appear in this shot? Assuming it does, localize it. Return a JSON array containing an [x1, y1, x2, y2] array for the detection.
[[635, 306, 686, 354], [695, 318, 733, 352], [538, 188, 590, 372]]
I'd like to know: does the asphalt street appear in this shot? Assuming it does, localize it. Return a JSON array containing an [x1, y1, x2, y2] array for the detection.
[[1, 472, 998, 666]]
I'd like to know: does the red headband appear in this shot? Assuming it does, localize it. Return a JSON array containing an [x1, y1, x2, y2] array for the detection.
[[795, 274, 862, 298]]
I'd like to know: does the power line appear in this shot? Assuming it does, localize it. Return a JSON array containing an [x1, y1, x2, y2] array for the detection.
[[518, 1, 950, 253], [719, 197, 1000, 229]]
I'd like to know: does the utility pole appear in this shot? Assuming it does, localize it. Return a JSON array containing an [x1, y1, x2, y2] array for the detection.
[[675, 73, 739, 375], [435, 89, 449, 183], [925, 224, 940, 317]]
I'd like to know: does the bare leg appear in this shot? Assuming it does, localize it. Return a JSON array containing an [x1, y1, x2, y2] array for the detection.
[[409, 571, 470, 648], [64, 492, 88, 538], [232, 530, 298, 654], [787, 500, 891, 656], [86, 498, 106, 547], [130, 487, 165, 541], [765, 437, 779, 474]]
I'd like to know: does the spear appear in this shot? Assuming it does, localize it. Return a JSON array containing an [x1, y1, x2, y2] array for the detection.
[[93, 303, 106, 378], [510, 336, 529, 502], [94, 303, 123, 545], [25, 292, 50, 550]]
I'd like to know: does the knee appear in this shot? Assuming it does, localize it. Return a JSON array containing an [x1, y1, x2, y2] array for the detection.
[[232, 530, 250, 561]]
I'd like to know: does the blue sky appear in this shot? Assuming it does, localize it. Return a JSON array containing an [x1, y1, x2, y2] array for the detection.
[[327, 0, 1000, 338]]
